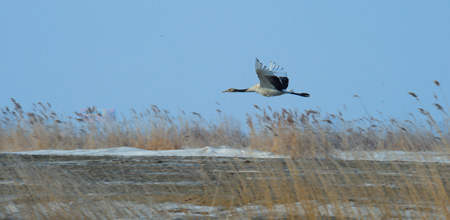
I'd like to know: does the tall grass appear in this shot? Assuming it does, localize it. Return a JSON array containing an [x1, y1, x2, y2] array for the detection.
[[0, 100, 246, 151], [1, 87, 448, 154], [1, 81, 450, 219]]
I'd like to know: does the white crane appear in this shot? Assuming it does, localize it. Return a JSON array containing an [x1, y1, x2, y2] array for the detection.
[[222, 58, 310, 97]]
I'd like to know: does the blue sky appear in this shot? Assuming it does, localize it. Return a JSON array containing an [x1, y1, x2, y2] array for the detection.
[[1, 1, 449, 122]]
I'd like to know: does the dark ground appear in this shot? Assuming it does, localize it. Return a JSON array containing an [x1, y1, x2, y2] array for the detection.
[[1, 154, 450, 219]]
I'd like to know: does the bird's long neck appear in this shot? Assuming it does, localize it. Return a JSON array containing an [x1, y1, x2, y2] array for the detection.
[[233, 89, 249, 92]]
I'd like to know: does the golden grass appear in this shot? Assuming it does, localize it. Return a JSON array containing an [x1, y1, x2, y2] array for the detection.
[[0, 101, 246, 152], [1, 92, 447, 155], [1, 81, 450, 219]]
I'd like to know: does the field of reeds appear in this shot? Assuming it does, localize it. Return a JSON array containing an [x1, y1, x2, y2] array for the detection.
[[1, 81, 450, 219]]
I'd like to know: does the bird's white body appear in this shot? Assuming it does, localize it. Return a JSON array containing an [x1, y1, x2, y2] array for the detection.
[[246, 84, 284, 97], [223, 58, 310, 98]]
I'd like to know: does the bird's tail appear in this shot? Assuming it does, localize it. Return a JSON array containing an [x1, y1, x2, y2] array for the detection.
[[285, 91, 310, 97]]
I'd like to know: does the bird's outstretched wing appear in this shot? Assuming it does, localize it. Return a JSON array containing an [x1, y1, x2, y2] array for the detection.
[[255, 58, 289, 91]]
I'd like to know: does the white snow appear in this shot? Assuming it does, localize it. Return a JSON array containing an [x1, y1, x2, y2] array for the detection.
[[332, 150, 450, 163], [4, 147, 450, 163], [4, 200, 445, 220], [2, 146, 285, 158]]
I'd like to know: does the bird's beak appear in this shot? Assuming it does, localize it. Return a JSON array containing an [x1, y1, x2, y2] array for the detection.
[[222, 89, 229, 93]]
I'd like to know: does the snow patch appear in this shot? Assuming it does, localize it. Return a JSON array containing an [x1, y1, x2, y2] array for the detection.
[[5, 147, 450, 163], [332, 150, 450, 163], [2, 146, 285, 158]]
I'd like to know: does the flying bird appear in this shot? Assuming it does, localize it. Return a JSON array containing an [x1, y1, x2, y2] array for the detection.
[[223, 58, 310, 97]]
